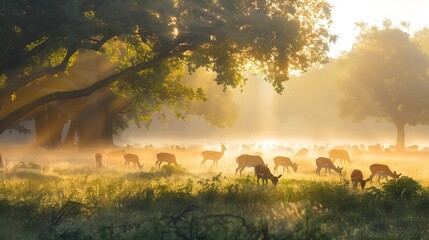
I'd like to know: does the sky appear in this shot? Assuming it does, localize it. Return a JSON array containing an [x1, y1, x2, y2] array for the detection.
[[328, 0, 429, 57]]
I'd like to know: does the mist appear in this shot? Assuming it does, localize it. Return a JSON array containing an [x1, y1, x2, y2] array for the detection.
[[116, 59, 429, 148]]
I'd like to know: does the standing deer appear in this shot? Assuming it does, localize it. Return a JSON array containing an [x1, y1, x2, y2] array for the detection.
[[351, 169, 369, 190], [254, 165, 282, 187], [369, 164, 401, 185], [273, 156, 298, 174], [95, 153, 103, 168], [123, 153, 143, 169], [315, 157, 343, 175], [201, 143, 227, 167], [329, 149, 351, 164], [156, 152, 180, 168], [235, 154, 265, 176]]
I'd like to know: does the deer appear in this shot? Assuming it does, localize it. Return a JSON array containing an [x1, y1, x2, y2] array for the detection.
[[201, 143, 227, 167], [156, 152, 180, 168], [369, 164, 401, 185], [254, 165, 282, 187], [328, 149, 351, 164], [273, 156, 298, 174], [294, 148, 309, 159], [123, 153, 143, 169], [235, 154, 265, 176], [351, 169, 370, 190], [95, 153, 103, 168], [315, 157, 343, 176]]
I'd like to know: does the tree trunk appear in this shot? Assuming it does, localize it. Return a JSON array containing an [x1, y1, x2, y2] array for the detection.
[[63, 119, 77, 146], [395, 122, 405, 152], [34, 105, 67, 149]]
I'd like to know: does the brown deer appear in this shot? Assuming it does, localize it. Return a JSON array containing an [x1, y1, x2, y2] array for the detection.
[[235, 154, 265, 176], [273, 156, 298, 174], [156, 152, 180, 168], [123, 153, 143, 169], [254, 165, 282, 186], [328, 149, 351, 164], [201, 143, 226, 167], [294, 148, 309, 159], [95, 153, 103, 168], [351, 169, 369, 190], [369, 164, 401, 185], [315, 157, 343, 175]]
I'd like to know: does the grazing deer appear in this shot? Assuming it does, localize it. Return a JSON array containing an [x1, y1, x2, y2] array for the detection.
[[235, 154, 265, 176], [95, 153, 103, 168], [351, 169, 369, 190], [156, 152, 180, 168], [254, 165, 282, 186], [369, 164, 401, 185], [273, 156, 298, 174], [294, 148, 309, 159], [328, 149, 351, 164], [123, 153, 143, 169], [201, 143, 227, 167], [315, 157, 343, 175]]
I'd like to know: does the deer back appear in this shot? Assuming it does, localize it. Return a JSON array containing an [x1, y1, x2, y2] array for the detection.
[[351, 169, 363, 181], [237, 154, 265, 167], [255, 165, 273, 179], [124, 153, 139, 162]]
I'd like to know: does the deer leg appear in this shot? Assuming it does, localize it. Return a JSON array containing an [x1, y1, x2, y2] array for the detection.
[[239, 168, 245, 177], [235, 166, 241, 175], [274, 165, 278, 174], [377, 175, 382, 185], [201, 158, 206, 167], [316, 167, 321, 175]]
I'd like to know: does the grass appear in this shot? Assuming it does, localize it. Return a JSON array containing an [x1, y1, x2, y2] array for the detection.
[[1, 146, 429, 239], [0, 167, 429, 239]]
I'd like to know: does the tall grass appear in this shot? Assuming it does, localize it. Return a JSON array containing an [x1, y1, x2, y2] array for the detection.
[[1, 166, 429, 239]]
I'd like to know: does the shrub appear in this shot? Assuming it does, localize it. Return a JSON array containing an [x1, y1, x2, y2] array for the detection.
[[382, 176, 422, 201]]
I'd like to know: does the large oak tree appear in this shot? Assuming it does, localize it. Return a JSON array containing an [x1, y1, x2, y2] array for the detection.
[[338, 22, 429, 151], [0, 0, 336, 146]]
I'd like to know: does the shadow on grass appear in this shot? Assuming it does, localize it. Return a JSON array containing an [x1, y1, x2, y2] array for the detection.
[[5, 170, 61, 181], [127, 165, 190, 180]]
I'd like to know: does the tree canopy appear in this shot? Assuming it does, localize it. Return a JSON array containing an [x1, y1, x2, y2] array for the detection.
[[338, 21, 429, 150], [0, 0, 335, 138]]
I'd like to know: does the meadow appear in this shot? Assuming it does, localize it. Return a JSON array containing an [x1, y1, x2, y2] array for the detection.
[[1, 144, 429, 239]]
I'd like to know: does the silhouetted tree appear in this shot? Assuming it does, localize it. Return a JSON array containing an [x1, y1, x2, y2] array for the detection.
[[0, 0, 336, 141], [338, 21, 429, 151]]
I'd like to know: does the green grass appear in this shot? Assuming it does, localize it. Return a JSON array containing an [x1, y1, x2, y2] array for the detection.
[[0, 168, 428, 239]]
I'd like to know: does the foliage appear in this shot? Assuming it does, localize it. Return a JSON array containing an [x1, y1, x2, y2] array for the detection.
[[12, 161, 42, 171], [0, 0, 335, 135], [338, 21, 429, 148], [0, 170, 429, 239]]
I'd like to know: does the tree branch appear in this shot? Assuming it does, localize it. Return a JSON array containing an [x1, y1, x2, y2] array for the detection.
[[0, 46, 190, 134]]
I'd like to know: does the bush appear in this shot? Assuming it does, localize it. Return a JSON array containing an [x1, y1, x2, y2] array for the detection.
[[12, 162, 42, 171], [382, 176, 422, 201]]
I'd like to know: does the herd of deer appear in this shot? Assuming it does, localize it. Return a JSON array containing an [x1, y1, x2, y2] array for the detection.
[[94, 143, 402, 189]]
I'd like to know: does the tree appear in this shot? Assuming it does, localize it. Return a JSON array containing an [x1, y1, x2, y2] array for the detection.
[[338, 22, 429, 151], [0, 0, 335, 139]]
